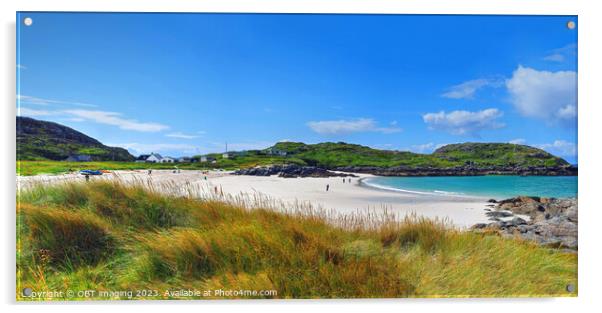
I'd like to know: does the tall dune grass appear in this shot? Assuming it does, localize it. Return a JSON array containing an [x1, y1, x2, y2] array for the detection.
[[17, 180, 577, 300]]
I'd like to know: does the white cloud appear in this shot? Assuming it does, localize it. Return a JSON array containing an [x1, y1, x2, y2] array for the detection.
[[307, 118, 401, 135], [423, 108, 504, 136], [17, 95, 97, 108], [441, 78, 502, 99], [64, 117, 85, 122], [166, 132, 198, 139], [543, 43, 576, 63], [18, 106, 170, 133], [410, 143, 436, 153], [543, 54, 564, 62], [535, 140, 577, 158], [508, 138, 526, 145], [64, 109, 169, 132], [18, 107, 53, 117], [17, 95, 170, 133], [506, 66, 577, 124], [219, 141, 273, 151], [557, 104, 577, 120]]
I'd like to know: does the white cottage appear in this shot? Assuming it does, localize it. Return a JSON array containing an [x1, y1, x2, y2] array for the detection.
[[145, 153, 163, 163], [136, 153, 164, 163], [160, 156, 175, 163]]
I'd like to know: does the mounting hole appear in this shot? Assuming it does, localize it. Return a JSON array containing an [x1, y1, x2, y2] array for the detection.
[[566, 284, 575, 292], [567, 21, 576, 30]]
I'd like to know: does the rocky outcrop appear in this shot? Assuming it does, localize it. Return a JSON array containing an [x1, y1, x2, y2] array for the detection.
[[333, 165, 577, 176], [234, 165, 357, 178], [472, 196, 577, 250]]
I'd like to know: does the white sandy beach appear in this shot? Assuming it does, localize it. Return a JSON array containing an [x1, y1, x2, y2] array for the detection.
[[18, 169, 497, 228], [213, 174, 493, 228]]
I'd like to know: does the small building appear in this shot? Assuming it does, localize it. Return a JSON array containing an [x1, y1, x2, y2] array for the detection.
[[199, 156, 216, 163], [65, 154, 92, 162], [136, 152, 163, 163], [177, 157, 191, 163], [222, 153, 230, 159], [160, 156, 175, 163]]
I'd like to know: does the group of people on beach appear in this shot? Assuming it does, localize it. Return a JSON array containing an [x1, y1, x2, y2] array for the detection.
[[326, 177, 353, 191]]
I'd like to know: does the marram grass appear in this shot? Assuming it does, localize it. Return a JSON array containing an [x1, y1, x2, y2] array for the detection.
[[16, 180, 577, 300]]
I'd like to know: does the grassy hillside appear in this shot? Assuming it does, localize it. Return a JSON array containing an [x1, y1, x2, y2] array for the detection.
[[17, 141, 571, 176], [17, 117, 134, 161], [269, 141, 569, 168], [433, 142, 568, 167], [17, 181, 576, 300]]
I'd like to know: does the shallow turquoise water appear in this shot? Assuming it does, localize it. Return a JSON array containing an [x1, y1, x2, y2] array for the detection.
[[363, 176, 577, 199]]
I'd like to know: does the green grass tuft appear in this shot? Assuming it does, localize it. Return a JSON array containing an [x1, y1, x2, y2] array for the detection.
[[21, 204, 114, 268]]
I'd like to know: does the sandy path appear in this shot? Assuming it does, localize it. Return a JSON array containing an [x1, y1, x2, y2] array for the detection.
[[17, 170, 492, 228]]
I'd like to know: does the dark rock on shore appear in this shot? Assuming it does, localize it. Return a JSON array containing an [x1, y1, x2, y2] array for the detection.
[[486, 211, 513, 218], [233, 165, 358, 178], [333, 165, 577, 176], [471, 196, 577, 249]]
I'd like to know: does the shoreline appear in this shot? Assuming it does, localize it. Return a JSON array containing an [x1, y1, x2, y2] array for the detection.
[[209, 173, 492, 228], [21, 169, 571, 229], [357, 176, 488, 200]]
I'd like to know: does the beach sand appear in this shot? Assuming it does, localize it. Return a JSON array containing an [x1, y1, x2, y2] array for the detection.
[[18, 169, 493, 228]]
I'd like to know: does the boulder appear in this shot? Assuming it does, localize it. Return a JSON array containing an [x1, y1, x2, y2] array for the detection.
[[472, 196, 578, 250], [485, 211, 513, 218], [509, 217, 527, 226]]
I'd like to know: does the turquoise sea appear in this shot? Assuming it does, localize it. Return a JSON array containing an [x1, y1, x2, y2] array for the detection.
[[362, 176, 577, 199]]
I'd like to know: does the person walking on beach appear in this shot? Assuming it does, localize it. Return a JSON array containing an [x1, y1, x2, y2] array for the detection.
[[326, 184, 330, 191], [85, 174, 90, 182]]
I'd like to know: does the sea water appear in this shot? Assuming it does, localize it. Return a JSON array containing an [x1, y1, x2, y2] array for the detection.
[[362, 175, 577, 199]]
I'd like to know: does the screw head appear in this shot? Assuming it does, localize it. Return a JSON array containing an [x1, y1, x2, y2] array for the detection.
[[23, 17, 33, 26], [567, 21, 576, 30], [22, 287, 32, 296], [566, 284, 575, 292]]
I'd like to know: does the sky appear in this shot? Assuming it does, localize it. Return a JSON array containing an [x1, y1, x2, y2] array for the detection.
[[16, 13, 578, 163]]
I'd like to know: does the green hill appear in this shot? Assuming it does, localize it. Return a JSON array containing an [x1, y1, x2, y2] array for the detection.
[[267, 141, 569, 169], [17, 116, 134, 161]]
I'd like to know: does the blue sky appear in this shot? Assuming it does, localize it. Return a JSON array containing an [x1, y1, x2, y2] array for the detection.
[[17, 13, 578, 163]]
